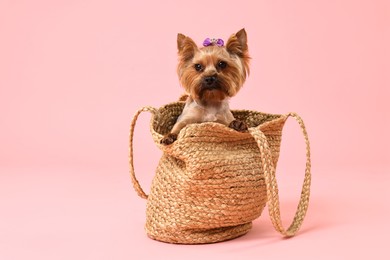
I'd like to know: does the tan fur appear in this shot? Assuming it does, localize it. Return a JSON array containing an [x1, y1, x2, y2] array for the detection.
[[161, 29, 251, 145]]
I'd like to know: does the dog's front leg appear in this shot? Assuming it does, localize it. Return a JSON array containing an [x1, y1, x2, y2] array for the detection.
[[222, 110, 248, 132], [160, 120, 188, 145], [228, 119, 248, 132]]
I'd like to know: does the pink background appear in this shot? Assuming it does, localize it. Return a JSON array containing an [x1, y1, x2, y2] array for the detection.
[[1, 0, 389, 259]]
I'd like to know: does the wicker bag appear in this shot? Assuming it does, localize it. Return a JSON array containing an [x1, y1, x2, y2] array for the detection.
[[129, 102, 311, 244]]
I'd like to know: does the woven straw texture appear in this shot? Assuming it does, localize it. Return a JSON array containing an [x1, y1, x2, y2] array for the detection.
[[129, 102, 311, 244]]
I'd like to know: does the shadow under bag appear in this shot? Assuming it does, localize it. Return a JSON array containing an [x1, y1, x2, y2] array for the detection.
[[129, 102, 311, 244]]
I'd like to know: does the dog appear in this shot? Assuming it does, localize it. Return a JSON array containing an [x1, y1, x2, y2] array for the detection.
[[161, 28, 250, 145]]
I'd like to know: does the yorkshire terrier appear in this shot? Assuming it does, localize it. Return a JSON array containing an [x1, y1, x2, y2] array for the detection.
[[161, 28, 250, 145]]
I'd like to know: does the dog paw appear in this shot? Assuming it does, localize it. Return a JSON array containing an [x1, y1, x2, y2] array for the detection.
[[229, 119, 248, 132], [160, 133, 178, 145]]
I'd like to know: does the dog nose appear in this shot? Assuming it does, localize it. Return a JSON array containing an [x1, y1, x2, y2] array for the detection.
[[204, 76, 217, 85]]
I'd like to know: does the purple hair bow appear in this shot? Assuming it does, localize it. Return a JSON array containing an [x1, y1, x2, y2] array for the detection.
[[203, 38, 224, 47]]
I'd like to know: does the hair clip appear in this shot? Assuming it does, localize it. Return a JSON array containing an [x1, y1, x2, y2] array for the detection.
[[203, 38, 224, 47]]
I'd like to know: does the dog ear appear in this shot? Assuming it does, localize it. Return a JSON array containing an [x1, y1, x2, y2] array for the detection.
[[177, 33, 198, 61], [226, 28, 250, 76], [226, 28, 248, 57]]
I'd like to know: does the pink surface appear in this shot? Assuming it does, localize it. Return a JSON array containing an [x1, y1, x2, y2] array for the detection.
[[1, 0, 389, 259]]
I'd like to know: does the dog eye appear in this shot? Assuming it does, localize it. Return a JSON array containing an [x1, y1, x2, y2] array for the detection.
[[194, 64, 203, 71], [218, 61, 227, 69]]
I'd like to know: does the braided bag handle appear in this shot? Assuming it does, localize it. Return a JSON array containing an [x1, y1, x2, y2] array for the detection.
[[128, 106, 157, 199], [249, 112, 311, 237]]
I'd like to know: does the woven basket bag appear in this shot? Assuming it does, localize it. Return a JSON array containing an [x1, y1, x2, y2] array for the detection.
[[129, 102, 311, 244]]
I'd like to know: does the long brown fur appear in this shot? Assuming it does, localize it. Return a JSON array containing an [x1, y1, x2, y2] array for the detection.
[[161, 29, 251, 145]]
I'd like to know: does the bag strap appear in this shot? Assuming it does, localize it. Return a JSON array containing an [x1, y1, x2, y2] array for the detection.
[[248, 113, 311, 237], [128, 106, 157, 199]]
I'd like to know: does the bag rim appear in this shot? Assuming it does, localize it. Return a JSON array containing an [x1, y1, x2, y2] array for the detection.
[[150, 101, 288, 148]]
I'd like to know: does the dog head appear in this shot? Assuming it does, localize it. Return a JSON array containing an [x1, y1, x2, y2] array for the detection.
[[177, 29, 250, 103]]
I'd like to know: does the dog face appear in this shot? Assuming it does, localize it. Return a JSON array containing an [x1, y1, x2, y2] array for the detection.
[[176, 29, 250, 103]]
